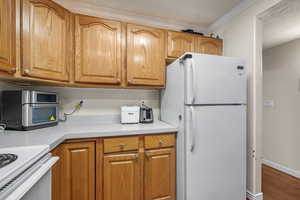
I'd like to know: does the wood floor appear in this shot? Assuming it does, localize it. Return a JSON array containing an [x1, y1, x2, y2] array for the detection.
[[262, 164, 300, 200]]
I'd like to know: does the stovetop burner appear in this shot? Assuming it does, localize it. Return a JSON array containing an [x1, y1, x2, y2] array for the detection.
[[0, 154, 18, 169]]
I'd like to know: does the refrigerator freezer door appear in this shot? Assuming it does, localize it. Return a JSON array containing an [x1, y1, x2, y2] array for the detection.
[[185, 105, 246, 200], [184, 54, 247, 105]]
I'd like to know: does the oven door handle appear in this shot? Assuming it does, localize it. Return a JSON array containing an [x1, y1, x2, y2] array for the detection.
[[5, 156, 59, 200]]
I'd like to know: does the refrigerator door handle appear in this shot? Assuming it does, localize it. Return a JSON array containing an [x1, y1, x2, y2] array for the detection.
[[191, 59, 196, 104], [190, 107, 195, 152]]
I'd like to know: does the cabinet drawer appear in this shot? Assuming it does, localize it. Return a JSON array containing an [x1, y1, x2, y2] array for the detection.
[[145, 134, 175, 149], [104, 137, 139, 153]]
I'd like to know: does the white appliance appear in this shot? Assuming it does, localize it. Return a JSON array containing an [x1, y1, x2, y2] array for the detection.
[[0, 145, 58, 200], [161, 53, 247, 200], [121, 106, 140, 124]]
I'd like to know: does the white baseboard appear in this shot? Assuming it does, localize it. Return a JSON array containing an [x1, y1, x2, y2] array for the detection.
[[247, 191, 263, 200], [262, 159, 300, 179]]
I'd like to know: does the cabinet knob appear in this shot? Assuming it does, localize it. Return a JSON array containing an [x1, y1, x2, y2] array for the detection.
[[145, 153, 149, 159], [119, 143, 126, 150], [159, 140, 164, 146], [8, 69, 16, 74], [23, 69, 30, 75]]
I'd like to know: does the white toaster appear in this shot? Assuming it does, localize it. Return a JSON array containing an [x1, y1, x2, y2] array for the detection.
[[121, 106, 140, 124]]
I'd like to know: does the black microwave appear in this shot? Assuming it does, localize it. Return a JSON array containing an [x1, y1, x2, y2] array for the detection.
[[1, 90, 59, 130]]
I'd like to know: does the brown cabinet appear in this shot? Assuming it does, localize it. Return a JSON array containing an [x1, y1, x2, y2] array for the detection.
[[145, 134, 176, 149], [127, 24, 165, 87], [0, 0, 16, 74], [61, 141, 96, 200], [167, 31, 223, 60], [51, 145, 62, 200], [21, 0, 71, 81], [103, 153, 141, 200], [103, 136, 139, 153], [51, 134, 176, 200], [1, 0, 223, 88], [144, 148, 176, 200], [74, 15, 122, 84], [167, 31, 194, 58], [195, 37, 223, 56]]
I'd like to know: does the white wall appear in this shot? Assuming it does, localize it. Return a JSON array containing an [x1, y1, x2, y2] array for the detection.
[[212, 0, 282, 195], [0, 81, 160, 120], [54, 0, 206, 33], [0, 81, 19, 91], [263, 38, 300, 172], [37, 87, 160, 119]]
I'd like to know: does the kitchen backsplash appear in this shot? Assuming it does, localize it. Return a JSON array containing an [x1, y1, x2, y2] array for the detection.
[[0, 81, 160, 120], [0, 81, 19, 91], [46, 87, 160, 120]]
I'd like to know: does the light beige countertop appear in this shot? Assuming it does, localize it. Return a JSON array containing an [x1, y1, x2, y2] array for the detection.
[[0, 116, 178, 150]]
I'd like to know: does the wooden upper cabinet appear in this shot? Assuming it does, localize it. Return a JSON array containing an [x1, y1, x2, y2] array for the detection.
[[0, 0, 16, 74], [167, 31, 194, 58], [21, 0, 71, 81], [127, 24, 165, 87], [103, 153, 141, 200], [144, 148, 176, 200], [195, 37, 223, 56], [75, 15, 122, 84], [61, 142, 96, 200]]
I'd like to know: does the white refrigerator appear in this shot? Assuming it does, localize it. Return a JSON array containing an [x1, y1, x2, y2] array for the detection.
[[161, 53, 247, 200]]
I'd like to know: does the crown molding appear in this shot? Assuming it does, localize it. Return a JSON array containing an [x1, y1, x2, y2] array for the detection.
[[53, 0, 207, 33], [207, 0, 257, 32]]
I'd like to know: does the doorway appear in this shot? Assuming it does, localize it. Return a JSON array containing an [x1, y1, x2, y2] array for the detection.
[[261, 0, 300, 199]]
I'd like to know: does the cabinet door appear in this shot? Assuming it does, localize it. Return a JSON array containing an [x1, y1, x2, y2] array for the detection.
[[127, 24, 165, 86], [75, 15, 122, 84], [0, 0, 16, 74], [167, 31, 194, 58], [51, 146, 62, 200], [61, 142, 96, 200], [195, 37, 223, 56], [145, 148, 176, 200], [22, 0, 71, 81], [104, 153, 141, 200]]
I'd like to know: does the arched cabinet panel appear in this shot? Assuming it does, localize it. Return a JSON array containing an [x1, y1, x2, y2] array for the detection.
[[22, 0, 71, 81], [127, 24, 165, 86], [167, 31, 194, 58], [75, 15, 122, 84]]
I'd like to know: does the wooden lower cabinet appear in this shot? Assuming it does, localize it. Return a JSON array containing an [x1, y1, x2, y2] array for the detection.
[[144, 148, 176, 200], [61, 141, 96, 200], [103, 153, 141, 200], [51, 134, 176, 200], [51, 145, 62, 200]]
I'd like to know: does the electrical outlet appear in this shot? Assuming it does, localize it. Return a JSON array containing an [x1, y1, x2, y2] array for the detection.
[[263, 100, 274, 107]]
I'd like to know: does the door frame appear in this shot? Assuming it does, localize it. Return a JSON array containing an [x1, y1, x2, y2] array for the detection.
[[253, 0, 284, 196]]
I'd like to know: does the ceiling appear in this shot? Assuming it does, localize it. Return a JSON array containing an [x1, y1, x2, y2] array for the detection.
[[75, 0, 243, 27], [263, 0, 300, 49]]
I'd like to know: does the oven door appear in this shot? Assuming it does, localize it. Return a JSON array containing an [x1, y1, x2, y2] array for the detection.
[[22, 104, 58, 127], [1, 155, 59, 200]]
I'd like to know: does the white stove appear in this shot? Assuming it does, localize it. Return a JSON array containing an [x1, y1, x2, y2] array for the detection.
[[0, 145, 58, 200], [0, 154, 18, 169]]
